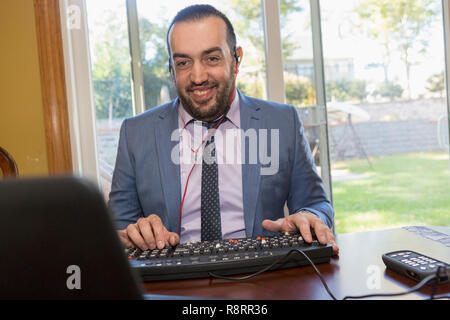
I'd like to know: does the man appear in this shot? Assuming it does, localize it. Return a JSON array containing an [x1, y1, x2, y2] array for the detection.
[[109, 5, 339, 255]]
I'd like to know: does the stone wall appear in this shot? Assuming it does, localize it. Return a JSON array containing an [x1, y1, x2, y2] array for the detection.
[[329, 119, 443, 161], [300, 98, 449, 161]]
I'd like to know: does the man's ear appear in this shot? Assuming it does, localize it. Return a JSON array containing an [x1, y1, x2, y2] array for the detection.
[[235, 46, 243, 69]]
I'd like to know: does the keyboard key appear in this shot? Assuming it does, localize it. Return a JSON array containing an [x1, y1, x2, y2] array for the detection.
[[127, 232, 333, 281]]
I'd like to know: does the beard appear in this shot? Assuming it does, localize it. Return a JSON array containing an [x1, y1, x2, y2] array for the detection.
[[177, 65, 235, 122]]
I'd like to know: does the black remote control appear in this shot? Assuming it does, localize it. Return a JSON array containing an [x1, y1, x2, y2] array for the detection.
[[382, 250, 449, 285]]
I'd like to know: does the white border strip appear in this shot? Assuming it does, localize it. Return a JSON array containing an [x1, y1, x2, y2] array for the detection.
[[59, 0, 100, 184]]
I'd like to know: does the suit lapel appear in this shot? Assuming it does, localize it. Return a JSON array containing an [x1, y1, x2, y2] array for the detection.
[[239, 92, 262, 237], [155, 100, 181, 232]]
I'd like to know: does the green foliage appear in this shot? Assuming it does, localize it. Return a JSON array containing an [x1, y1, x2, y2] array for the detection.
[[90, 8, 133, 119], [138, 17, 171, 109], [349, 79, 368, 103], [231, 0, 303, 67], [426, 72, 445, 97], [373, 81, 404, 101], [93, 78, 132, 119], [237, 80, 262, 100], [326, 79, 368, 103], [355, 0, 438, 97], [90, 1, 306, 116], [285, 77, 315, 107]]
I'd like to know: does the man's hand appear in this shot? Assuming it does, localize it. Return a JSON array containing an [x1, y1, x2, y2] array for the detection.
[[118, 214, 180, 250], [262, 211, 339, 255]]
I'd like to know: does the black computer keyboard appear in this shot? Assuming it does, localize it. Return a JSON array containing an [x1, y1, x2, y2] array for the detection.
[[126, 232, 333, 282]]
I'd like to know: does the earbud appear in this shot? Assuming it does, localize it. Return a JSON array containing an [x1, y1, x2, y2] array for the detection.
[[234, 52, 240, 75]]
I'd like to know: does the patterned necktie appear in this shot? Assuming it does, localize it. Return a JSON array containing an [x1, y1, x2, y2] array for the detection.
[[201, 118, 226, 241]]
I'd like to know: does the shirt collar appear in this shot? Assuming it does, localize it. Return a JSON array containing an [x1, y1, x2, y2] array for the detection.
[[177, 89, 240, 129]]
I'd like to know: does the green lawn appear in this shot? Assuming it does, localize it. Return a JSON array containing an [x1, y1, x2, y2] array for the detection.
[[332, 151, 450, 234]]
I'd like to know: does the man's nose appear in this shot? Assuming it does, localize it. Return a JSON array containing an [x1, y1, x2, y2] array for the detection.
[[189, 62, 208, 84]]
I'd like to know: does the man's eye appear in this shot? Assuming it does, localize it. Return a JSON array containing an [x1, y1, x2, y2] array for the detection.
[[206, 56, 221, 64], [175, 60, 190, 68]]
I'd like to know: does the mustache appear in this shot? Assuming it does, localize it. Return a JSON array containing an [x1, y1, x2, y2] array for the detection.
[[186, 80, 218, 92]]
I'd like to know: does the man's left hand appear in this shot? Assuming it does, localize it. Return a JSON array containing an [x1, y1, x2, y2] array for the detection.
[[262, 211, 339, 255]]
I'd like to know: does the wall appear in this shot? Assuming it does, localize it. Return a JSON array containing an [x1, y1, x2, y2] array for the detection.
[[329, 119, 444, 161], [0, 0, 48, 176], [327, 98, 448, 160]]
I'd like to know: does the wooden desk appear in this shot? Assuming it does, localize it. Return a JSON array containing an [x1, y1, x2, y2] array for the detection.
[[142, 227, 450, 300]]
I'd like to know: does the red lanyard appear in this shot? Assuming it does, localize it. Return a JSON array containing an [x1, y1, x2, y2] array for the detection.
[[174, 89, 235, 236]]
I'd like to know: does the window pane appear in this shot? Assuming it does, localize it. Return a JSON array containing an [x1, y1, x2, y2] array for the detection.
[[281, 0, 316, 107], [136, 0, 266, 111], [321, 0, 450, 232], [86, 0, 133, 198], [281, 0, 330, 187]]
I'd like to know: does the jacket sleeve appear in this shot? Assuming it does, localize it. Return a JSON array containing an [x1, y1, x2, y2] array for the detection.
[[108, 119, 144, 229], [286, 106, 334, 229]]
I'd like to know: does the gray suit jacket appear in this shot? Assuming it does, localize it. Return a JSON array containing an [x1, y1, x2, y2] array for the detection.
[[108, 91, 334, 237]]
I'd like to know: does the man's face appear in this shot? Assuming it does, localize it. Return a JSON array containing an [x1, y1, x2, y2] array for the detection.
[[169, 16, 240, 122]]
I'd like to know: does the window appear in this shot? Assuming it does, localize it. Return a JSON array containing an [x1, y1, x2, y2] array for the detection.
[[320, 0, 450, 233], [67, 0, 449, 233], [85, 0, 134, 197], [281, 0, 316, 108]]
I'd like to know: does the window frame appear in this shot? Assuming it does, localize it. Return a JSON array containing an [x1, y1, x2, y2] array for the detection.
[[58, 0, 450, 233], [59, 0, 100, 183], [34, 0, 73, 174]]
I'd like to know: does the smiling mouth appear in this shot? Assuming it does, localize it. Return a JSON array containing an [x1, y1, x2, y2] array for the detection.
[[189, 86, 216, 102]]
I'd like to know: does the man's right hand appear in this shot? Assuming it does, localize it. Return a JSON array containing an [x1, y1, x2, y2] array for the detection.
[[118, 214, 180, 250]]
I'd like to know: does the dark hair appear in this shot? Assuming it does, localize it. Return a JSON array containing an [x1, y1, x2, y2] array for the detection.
[[166, 4, 237, 73]]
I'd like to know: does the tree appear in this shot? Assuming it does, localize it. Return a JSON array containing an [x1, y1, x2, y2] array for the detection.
[[426, 71, 445, 98], [355, 0, 394, 83], [230, 0, 304, 99], [232, 0, 304, 59], [138, 17, 171, 109], [349, 80, 369, 103], [326, 79, 368, 103], [355, 0, 438, 99], [90, 7, 133, 121], [285, 74, 316, 107], [373, 81, 404, 101]]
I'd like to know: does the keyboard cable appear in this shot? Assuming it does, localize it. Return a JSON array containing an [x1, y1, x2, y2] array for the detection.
[[208, 249, 449, 300], [208, 248, 338, 300]]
